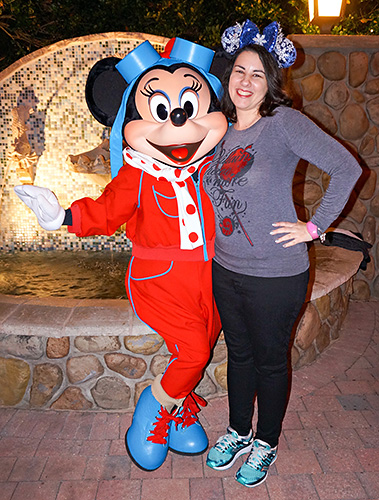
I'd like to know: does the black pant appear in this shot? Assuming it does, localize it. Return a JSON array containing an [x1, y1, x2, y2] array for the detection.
[[212, 260, 309, 448]]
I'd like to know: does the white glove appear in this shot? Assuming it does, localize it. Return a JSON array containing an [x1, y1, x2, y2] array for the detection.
[[14, 185, 65, 231]]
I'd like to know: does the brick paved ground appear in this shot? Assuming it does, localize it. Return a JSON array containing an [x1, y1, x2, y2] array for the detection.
[[0, 300, 378, 500]]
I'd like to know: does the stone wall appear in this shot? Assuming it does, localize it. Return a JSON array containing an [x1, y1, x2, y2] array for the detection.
[[0, 294, 228, 411], [0, 332, 227, 411], [288, 35, 379, 299], [0, 244, 361, 411], [291, 244, 361, 369]]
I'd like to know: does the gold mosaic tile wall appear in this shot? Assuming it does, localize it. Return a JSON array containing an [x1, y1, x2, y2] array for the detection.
[[0, 33, 167, 252]]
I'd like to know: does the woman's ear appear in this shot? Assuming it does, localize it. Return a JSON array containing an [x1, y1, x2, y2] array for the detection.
[[85, 57, 128, 127]]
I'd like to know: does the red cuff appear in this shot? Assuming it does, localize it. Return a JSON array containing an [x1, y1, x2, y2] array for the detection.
[[67, 203, 82, 235]]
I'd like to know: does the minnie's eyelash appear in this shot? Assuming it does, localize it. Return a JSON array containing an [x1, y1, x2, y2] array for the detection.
[[190, 80, 202, 93], [141, 84, 155, 97]]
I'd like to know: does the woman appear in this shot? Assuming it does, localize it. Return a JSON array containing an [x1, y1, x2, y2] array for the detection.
[[203, 20, 362, 488]]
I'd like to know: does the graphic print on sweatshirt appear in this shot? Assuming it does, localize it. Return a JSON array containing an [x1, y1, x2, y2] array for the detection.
[[204, 141, 255, 245]]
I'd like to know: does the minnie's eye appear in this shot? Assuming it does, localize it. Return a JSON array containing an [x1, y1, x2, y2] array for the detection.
[[149, 94, 170, 122], [180, 90, 199, 119]]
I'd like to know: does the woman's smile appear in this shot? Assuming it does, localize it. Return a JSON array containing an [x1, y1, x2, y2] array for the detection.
[[236, 88, 254, 98]]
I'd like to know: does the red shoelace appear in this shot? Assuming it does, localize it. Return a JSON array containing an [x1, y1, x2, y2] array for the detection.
[[147, 406, 181, 444], [147, 392, 207, 444], [174, 392, 207, 430]]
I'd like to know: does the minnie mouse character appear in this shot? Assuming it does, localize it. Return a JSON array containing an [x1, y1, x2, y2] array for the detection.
[[15, 37, 228, 471]]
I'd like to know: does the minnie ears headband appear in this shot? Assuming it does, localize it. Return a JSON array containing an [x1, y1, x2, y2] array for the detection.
[[221, 20, 296, 68]]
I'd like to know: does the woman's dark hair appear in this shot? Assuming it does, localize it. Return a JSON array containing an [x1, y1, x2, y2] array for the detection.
[[221, 44, 292, 123]]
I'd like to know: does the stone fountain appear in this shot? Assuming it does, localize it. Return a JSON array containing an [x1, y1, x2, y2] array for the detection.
[[0, 32, 377, 411]]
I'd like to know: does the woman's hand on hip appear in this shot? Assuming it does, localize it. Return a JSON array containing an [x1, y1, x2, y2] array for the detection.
[[270, 220, 312, 248]]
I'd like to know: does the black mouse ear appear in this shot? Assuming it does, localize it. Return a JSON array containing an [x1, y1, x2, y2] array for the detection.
[[85, 56, 128, 127], [210, 46, 233, 82]]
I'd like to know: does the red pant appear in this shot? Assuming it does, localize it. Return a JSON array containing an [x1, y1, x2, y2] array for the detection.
[[127, 257, 221, 399]]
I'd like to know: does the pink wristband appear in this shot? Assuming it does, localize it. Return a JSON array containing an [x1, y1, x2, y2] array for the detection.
[[306, 221, 319, 239]]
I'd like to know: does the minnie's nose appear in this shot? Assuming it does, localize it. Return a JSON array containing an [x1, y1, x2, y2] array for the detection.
[[170, 108, 188, 127]]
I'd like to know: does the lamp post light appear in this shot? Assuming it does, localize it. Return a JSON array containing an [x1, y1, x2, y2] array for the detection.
[[309, 0, 347, 33]]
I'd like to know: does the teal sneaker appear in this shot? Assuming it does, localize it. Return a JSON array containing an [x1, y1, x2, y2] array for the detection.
[[206, 427, 253, 471], [236, 439, 277, 488]]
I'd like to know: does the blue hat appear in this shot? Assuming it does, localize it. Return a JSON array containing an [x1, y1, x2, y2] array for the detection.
[[109, 38, 222, 178]]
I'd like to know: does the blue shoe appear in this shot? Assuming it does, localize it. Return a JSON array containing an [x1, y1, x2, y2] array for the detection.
[[125, 386, 173, 471], [169, 392, 208, 455], [236, 439, 277, 488], [206, 427, 253, 471]]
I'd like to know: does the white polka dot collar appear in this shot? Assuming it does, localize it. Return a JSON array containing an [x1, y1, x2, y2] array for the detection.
[[123, 147, 205, 250]]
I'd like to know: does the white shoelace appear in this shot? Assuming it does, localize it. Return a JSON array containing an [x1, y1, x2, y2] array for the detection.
[[247, 441, 277, 470], [215, 430, 251, 451]]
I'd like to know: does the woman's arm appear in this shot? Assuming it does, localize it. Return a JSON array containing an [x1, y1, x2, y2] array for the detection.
[[271, 108, 362, 247]]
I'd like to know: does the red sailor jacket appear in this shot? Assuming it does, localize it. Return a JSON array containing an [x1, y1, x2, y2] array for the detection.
[[68, 157, 216, 262]]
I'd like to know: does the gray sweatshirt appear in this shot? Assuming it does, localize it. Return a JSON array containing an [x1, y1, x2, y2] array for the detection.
[[203, 106, 362, 278]]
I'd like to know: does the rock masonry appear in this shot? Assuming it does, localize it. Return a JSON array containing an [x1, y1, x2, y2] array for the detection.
[[0, 244, 361, 411], [288, 36, 379, 300]]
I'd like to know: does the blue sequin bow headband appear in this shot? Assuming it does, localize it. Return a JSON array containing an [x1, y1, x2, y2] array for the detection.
[[221, 20, 296, 69]]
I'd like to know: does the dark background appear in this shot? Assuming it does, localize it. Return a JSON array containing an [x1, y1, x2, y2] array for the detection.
[[0, 0, 378, 73]]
